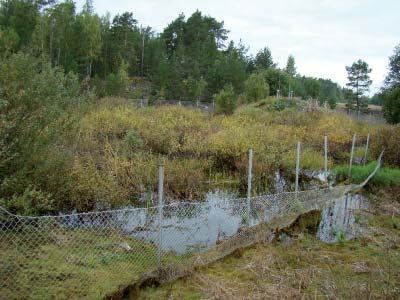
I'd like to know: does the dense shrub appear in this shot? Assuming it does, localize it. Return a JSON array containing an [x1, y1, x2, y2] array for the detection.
[[0, 186, 54, 216], [243, 73, 269, 102], [215, 84, 237, 115], [370, 126, 400, 167]]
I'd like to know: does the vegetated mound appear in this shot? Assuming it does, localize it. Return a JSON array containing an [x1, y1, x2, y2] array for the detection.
[[1, 98, 399, 214]]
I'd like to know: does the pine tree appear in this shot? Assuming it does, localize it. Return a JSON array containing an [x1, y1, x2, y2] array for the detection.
[[345, 59, 372, 116]]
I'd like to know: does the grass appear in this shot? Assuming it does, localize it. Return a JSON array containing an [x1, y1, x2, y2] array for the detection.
[[0, 228, 162, 300], [137, 211, 400, 299], [334, 161, 400, 187]]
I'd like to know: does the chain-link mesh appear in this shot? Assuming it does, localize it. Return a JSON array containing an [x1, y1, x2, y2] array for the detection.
[[0, 185, 350, 299]]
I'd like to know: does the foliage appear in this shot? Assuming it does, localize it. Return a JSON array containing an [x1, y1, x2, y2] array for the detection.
[[0, 1, 346, 105], [382, 86, 400, 124], [384, 43, 400, 89], [0, 52, 82, 212], [254, 47, 275, 70], [335, 229, 347, 246], [304, 77, 321, 99], [215, 84, 237, 114], [263, 68, 290, 96], [285, 54, 296, 77], [369, 126, 400, 167], [105, 61, 130, 96], [345, 59, 372, 112], [243, 72, 269, 102], [0, 185, 54, 215]]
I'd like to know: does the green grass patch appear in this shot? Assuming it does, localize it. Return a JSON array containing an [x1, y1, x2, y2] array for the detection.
[[0, 228, 163, 299], [334, 161, 400, 187]]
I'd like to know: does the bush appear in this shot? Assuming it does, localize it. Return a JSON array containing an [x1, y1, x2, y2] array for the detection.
[[243, 73, 269, 102], [370, 126, 400, 167], [124, 130, 144, 150], [215, 84, 237, 115], [105, 62, 129, 97], [327, 97, 337, 109], [1, 186, 54, 215]]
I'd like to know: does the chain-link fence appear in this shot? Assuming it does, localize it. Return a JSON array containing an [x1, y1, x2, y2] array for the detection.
[[131, 98, 215, 112], [0, 185, 350, 299]]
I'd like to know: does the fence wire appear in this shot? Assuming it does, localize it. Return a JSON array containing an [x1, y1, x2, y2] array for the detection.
[[0, 185, 349, 299]]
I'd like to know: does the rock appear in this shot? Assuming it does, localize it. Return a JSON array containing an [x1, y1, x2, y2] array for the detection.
[[119, 241, 132, 252]]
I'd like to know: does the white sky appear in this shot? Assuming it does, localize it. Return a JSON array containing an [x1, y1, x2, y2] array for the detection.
[[77, 0, 400, 94]]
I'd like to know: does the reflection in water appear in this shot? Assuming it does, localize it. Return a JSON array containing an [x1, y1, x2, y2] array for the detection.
[[317, 194, 367, 243], [132, 191, 252, 254], [57, 188, 367, 254]]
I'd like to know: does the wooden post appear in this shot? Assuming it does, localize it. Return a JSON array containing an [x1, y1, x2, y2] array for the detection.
[[324, 135, 328, 183], [295, 142, 301, 196], [157, 163, 164, 268], [247, 149, 253, 226], [349, 134, 356, 178], [363, 133, 370, 165]]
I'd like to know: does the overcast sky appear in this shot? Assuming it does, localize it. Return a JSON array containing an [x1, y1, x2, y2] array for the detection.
[[77, 0, 400, 94]]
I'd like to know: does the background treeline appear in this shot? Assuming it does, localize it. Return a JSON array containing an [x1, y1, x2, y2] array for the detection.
[[0, 0, 343, 105]]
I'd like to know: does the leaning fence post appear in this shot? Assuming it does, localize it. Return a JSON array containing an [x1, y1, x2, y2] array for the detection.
[[324, 135, 328, 184], [157, 163, 164, 269], [363, 133, 370, 165], [349, 134, 356, 178], [295, 142, 301, 197], [247, 148, 253, 226]]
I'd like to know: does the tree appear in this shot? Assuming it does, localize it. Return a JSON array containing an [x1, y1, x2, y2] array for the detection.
[[75, 0, 101, 77], [207, 41, 248, 95], [382, 87, 400, 124], [215, 84, 236, 114], [0, 0, 41, 48], [254, 47, 275, 70], [384, 43, 400, 89], [0, 52, 80, 205], [286, 55, 296, 77], [318, 78, 340, 107], [110, 12, 138, 74], [304, 77, 321, 99], [0, 26, 19, 55], [381, 44, 400, 123], [345, 59, 372, 116], [263, 68, 290, 96], [243, 72, 269, 102]]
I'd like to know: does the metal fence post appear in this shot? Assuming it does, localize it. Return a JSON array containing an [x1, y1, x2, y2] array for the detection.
[[295, 142, 301, 197], [247, 148, 253, 226], [349, 134, 356, 178], [324, 135, 328, 183], [363, 133, 370, 165], [157, 163, 164, 269]]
